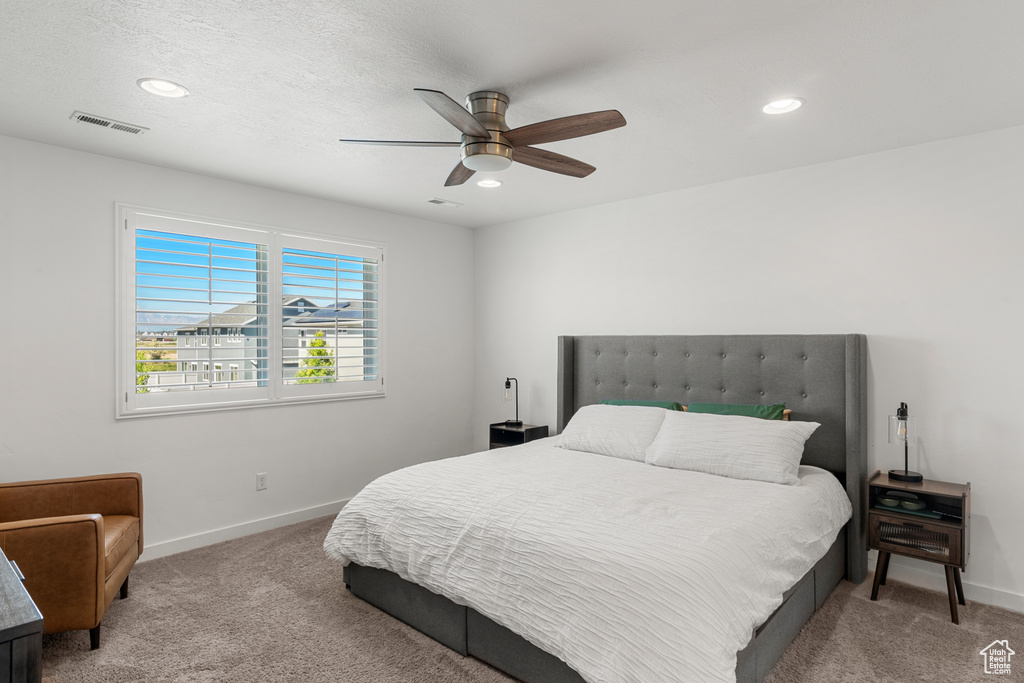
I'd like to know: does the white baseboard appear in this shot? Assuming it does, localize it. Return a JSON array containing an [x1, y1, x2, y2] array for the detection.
[[139, 499, 349, 562], [867, 549, 1024, 615]]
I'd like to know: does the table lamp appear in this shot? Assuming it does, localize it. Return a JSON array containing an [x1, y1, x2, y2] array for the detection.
[[888, 402, 922, 482], [504, 377, 522, 427]]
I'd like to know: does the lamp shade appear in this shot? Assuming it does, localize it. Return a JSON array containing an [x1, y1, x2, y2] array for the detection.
[[887, 414, 916, 445], [463, 154, 513, 172]]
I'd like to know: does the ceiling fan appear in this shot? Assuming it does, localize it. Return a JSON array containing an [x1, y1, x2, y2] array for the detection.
[[341, 89, 626, 187]]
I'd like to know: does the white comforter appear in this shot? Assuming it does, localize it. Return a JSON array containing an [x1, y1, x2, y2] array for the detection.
[[323, 437, 851, 683]]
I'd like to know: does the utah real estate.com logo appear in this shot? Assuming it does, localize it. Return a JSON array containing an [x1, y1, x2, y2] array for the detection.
[[980, 640, 1014, 675]]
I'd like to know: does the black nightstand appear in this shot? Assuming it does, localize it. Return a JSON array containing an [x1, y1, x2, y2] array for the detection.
[[867, 469, 971, 623], [489, 422, 548, 449]]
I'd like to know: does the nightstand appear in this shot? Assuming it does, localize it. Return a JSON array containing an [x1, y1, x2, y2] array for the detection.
[[489, 422, 548, 449], [867, 469, 971, 623]]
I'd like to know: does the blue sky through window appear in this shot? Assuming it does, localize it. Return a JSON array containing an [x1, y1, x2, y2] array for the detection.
[[135, 229, 268, 335]]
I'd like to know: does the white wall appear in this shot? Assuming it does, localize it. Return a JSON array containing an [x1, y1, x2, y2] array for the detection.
[[0, 135, 476, 557], [473, 124, 1024, 612]]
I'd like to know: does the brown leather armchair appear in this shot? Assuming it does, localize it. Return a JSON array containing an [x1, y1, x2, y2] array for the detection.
[[0, 473, 143, 649]]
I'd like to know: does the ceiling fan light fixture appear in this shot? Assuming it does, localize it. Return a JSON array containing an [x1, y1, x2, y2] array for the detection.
[[462, 153, 513, 173], [762, 98, 803, 115], [137, 78, 189, 98], [477, 179, 502, 188]]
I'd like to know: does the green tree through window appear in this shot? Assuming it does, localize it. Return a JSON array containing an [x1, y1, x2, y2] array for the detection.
[[295, 331, 335, 383], [136, 350, 152, 393]]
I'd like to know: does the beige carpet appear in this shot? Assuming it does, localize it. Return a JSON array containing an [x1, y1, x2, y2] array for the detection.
[[765, 570, 1024, 682], [41, 516, 1023, 682]]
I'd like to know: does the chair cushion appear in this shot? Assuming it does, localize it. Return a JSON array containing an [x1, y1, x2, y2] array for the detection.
[[104, 515, 139, 580]]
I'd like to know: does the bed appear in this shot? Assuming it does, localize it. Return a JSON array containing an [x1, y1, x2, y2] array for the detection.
[[325, 334, 867, 683]]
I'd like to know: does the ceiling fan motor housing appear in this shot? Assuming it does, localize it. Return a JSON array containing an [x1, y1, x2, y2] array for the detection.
[[461, 91, 513, 172]]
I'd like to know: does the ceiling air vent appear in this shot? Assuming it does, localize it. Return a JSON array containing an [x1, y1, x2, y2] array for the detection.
[[427, 198, 462, 207], [70, 111, 149, 135]]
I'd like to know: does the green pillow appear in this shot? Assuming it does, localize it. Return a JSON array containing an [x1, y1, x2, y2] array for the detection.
[[600, 399, 684, 411], [685, 402, 786, 420]]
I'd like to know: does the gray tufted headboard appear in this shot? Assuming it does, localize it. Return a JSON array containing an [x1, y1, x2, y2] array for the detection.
[[556, 334, 867, 582]]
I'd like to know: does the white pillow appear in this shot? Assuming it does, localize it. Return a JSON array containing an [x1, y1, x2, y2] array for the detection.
[[556, 404, 669, 462], [644, 411, 819, 485]]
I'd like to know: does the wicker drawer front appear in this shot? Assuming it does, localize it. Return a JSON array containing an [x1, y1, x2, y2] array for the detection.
[[870, 516, 962, 566]]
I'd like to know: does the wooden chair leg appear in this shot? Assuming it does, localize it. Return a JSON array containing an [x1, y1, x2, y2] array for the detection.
[[944, 566, 960, 624], [879, 552, 891, 585], [953, 567, 965, 606], [90, 623, 101, 650], [120, 576, 129, 599], [871, 551, 889, 601]]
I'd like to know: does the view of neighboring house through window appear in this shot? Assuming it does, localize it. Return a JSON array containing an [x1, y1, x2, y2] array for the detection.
[[119, 205, 384, 418], [281, 246, 379, 386], [134, 228, 270, 393]]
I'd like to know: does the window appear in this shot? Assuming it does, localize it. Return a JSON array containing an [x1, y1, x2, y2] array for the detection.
[[118, 205, 384, 418], [281, 246, 379, 388]]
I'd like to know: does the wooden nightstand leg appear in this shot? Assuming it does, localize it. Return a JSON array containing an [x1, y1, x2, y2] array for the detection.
[[953, 567, 965, 606], [944, 566, 960, 624], [871, 551, 889, 601], [878, 552, 891, 586]]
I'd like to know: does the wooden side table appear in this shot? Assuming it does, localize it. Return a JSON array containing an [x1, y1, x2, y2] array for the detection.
[[1, 547, 43, 683], [867, 470, 971, 623], [489, 423, 548, 450]]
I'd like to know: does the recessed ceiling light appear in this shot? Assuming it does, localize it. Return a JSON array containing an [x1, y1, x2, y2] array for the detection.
[[762, 98, 803, 115], [476, 179, 502, 188], [137, 78, 189, 98]]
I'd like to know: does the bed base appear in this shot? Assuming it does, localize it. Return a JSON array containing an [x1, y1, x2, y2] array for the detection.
[[343, 526, 846, 683]]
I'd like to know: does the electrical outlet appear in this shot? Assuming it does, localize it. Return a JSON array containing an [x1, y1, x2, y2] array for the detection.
[[256, 472, 268, 491]]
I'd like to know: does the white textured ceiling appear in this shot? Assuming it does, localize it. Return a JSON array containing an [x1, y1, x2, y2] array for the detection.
[[3, 0, 1024, 228]]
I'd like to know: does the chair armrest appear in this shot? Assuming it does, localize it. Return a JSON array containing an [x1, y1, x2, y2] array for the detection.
[[0, 514, 106, 631], [0, 473, 143, 553]]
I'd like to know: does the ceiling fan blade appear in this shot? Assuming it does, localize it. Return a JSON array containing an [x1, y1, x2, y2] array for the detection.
[[339, 139, 461, 147], [414, 89, 491, 139], [444, 161, 476, 187], [504, 110, 626, 147], [513, 146, 596, 178]]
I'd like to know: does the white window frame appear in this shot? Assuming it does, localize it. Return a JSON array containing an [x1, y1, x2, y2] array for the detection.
[[116, 204, 385, 418]]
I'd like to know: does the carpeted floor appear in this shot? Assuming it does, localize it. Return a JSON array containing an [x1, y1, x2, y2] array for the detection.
[[763, 570, 1024, 682], [41, 516, 1023, 682]]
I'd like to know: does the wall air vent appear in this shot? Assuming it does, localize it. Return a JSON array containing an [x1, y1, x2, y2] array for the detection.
[[427, 198, 462, 207], [70, 111, 149, 135]]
